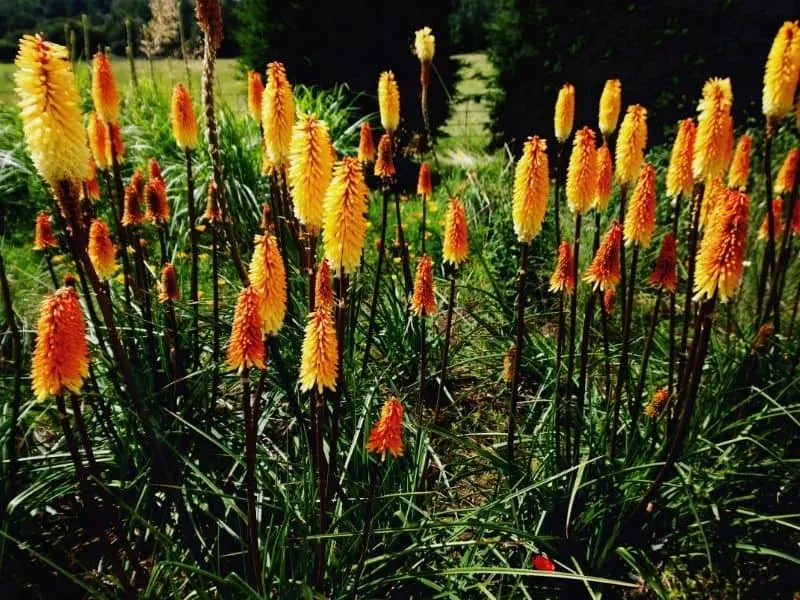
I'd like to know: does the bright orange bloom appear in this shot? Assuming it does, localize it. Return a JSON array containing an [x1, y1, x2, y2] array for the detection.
[[288, 113, 335, 233], [248, 233, 287, 335], [624, 163, 656, 247], [584, 220, 622, 291], [443, 198, 469, 266], [106, 121, 125, 165], [598, 79, 622, 137], [502, 345, 516, 383], [549, 241, 575, 295], [594, 143, 613, 211], [123, 172, 145, 226], [666, 119, 696, 199], [91, 52, 120, 123], [262, 62, 295, 168], [700, 176, 726, 231], [88, 219, 117, 279], [82, 159, 101, 201], [149, 158, 164, 183], [378, 71, 400, 134], [31, 284, 90, 401], [374, 133, 395, 179], [692, 78, 734, 181], [694, 189, 749, 303], [195, 0, 223, 51], [417, 162, 432, 196], [15, 35, 89, 187], [299, 264, 338, 393], [366, 396, 404, 459], [34, 212, 58, 250], [728, 134, 752, 190], [644, 387, 669, 419], [762, 21, 800, 120], [648, 233, 678, 293], [323, 157, 369, 274], [602, 288, 616, 314], [358, 122, 375, 163], [226, 286, 265, 371], [204, 181, 222, 223], [566, 127, 597, 215], [554, 83, 575, 143], [792, 201, 800, 236], [775, 148, 799, 195], [512, 136, 549, 242], [87, 112, 110, 171], [758, 197, 784, 241], [144, 179, 170, 223], [159, 263, 180, 303], [411, 255, 436, 317], [315, 259, 334, 309], [171, 83, 198, 151], [247, 70, 263, 123], [615, 104, 648, 187]]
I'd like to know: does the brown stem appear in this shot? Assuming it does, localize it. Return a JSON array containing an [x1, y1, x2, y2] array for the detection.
[[633, 290, 663, 427], [564, 213, 582, 462], [394, 193, 413, 295], [211, 222, 220, 409], [185, 149, 199, 367], [361, 192, 389, 377], [764, 165, 799, 330], [756, 124, 775, 315], [788, 283, 800, 338], [417, 314, 427, 423], [668, 195, 682, 396], [108, 134, 135, 311], [44, 251, 59, 288], [313, 389, 329, 592], [241, 368, 263, 592], [679, 184, 705, 395], [350, 460, 381, 599], [508, 242, 529, 463], [328, 273, 349, 504], [434, 271, 458, 424], [554, 291, 565, 466], [574, 278, 598, 463], [599, 293, 611, 402], [553, 144, 564, 249]]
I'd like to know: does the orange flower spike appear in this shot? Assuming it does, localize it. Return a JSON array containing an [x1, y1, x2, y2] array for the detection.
[[83, 159, 101, 201], [87, 112, 110, 171], [442, 198, 469, 267], [554, 83, 575, 143], [728, 134, 752, 190], [149, 158, 164, 183], [694, 189, 750, 303], [262, 62, 295, 168], [624, 163, 657, 247], [144, 179, 170, 223], [644, 387, 669, 419], [374, 133, 396, 179], [87, 219, 117, 279], [247, 70, 263, 123], [615, 104, 648, 187], [159, 263, 180, 303], [598, 79, 622, 138], [666, 119, 696, 199], [34, 212, 58, 250], [594, 144, 613, 211], [584, 220, 623, 291], [602, 288, 616, 315], [762, 21, 800, 121], [417, 162, 432, 197], [322, 157, 369, 274], [566, 127, 598, 215], [123, 173, 145, 226], [366, 396, 404, 459], [378, 71, 400, 135], [648, 233, 678, 293], [358, 122, 375, 163], [171, 83, 198, 151], [195, 0, 223, 51], [314, 259, 334, 310], [226, 286, 265, 372], [775, 148, 799, 195], [758, 197, 784, 241], [299, 265, 339, 393], [288, 113, 335, 233], [791, 200, 800, 236], [248, 233, 287, 335], [105, 121, 125, 165], [549, 241, 575, 295], [512, 136, 549, 242], [692, 77, 734, 181], [411, 255, 436, 317], [91, 51, 120, 123], [31, 284, 90, 401], [204, 181, 222, 223], [700, 176, 726, 231]]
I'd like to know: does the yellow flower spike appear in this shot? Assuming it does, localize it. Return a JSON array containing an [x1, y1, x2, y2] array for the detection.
[[31, 282, 89, 401], [88, 218, 118, 279], [411, 255, 436, 317], [226, 286, 265, 371], [322, 157, 369, 274], [615, 104, 648, 187], [624, 163, 657, 248], [728, 134, 752, 190], [700, 176, 726, 231], [171, 83, 198, 151], [248, 233, 287, 335], [105, 121, 125, 166], [262, 62, 295, 168], [247, 70, 263, 123], [554, 83, 575, 143], [594, 143, 613, 211], [366, 396, 404, 460], [693, 189, 749, 303], [692, 78, 734, 181], [762, 21, 800, 121], [775, 148, 799, 195], [299, 261, 338, 393], [758, 197, 784, 241], [598, 79, 622, 138], [288, 113, 335, 234], [666, 119, 696, 199], [443, 198, 469, 266], [378, 71, 400, 135], [87, 112, 110, 171], [91, 51, 120, 123], [414, 27, 436, 64], [14, 34, 89, 188], [512, 136, 549, 243], [566, 127, 598, 215]]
